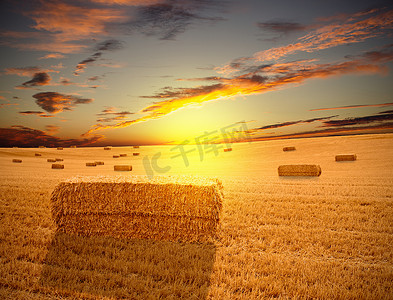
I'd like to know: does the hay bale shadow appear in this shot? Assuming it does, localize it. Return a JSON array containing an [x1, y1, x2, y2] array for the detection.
[[40, 231, 216, 299]]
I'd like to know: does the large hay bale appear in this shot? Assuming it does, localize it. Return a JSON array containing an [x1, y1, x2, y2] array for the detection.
[[35, 153, 42, 156], [120, 154, 127, 157], [133, 153, 140, 156], [47, 158, 56, 162], [104, 147, 111, 150], [12, 159, 22, 163], [50, 175, 223, 243], [52, 164, 64, 169], [57, 147, 63, 150], [114, 165, 132, 171], [335, 154, 357, 161], [224, 148, 232, 152], [283, 146, 296, 152], [95, 161, 104, 165], [86, 162, 97, 167], [278, 165, 321, 177]]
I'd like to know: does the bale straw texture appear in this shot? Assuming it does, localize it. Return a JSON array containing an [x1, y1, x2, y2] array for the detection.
[[335, 154, 357, 161], [35, 153, 42, 156], [133, 153, 140, 156], [120, 154, 127, 157], [86, 162, 97, 167], [224, 148, 232, 152], [283, 146, 296, 152], [12, 159, 22, 163], [47, 159, 56, 162], [278, 165, 321, 177], [50, 175, 223, 242], [114, 165, 132, 171], [52, 164, 64, 169], [95, 161, 104, 165]]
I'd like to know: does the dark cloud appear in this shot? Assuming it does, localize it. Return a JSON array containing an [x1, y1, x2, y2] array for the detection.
[[257, 21, 308, 34], [19, 111, 44, 115], [18, 72, 51, 88], [74, 39, 124, 75], [379, 110, 393, 114], [322, 113, 393, 127], [96, 107, 133, 123], [130, 1, 224, 40], [253, 116, 338, 131], [0, 125, 102, 148], [33, 92, 93, 113], [88, 75, 101, 81], [310, 102, 393, 111]]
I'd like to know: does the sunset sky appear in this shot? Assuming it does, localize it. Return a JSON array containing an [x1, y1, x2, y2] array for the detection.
[[0, 0, 392, 147]]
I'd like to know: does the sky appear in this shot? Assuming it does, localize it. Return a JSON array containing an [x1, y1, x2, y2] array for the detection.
[[0, 0, 392, 147]]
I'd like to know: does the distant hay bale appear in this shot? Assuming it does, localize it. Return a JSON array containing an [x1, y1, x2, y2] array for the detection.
[[47, 159, 56, 162], [133, 146, 140, 148], [120, 154, 127, 157], [35, 153, 42, 156], [86, 162, 97, 167], [12, 159, 22, 163], [113, 155, 120, 158], [283, 146, 296, 152], [12, 147, 18, 149], [278, 165, 321, 177], [52, 164, 64, 169], [55, 158, 63, 162], [224, 148, 232, 152], [114, 165, 132, 171], [70, 145, 77, 148], [50, 175, 223, 242], [133, 153, 140, 156], [57, 147, 63, 150], [104, 147, 111, 150], [335, 154, 357, 161], [38, 146, 45, 148], [95, 161, 104, 165]]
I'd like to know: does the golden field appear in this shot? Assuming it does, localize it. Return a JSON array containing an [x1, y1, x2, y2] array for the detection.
[[0, 133, 392, 299]]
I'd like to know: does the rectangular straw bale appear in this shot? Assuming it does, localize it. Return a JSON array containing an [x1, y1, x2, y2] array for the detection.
[[278, 164, 321, 177], [35, 153, 42, 156], [56, 158, 63, 161], [70, 145, 77, 148], [283, 146, 296, 152], [86, 162, 97, 167], [57, 147, 63, 150], [50, 175, 224, 243], [52, 164, 64, 169], [47, 158, 56, 162], [223, 148, 232, 152], [120, 154, 127, 157], [114, 165, 132, 171], [133, 146, 140, 148], [104, 147, 111, 150], [12, 159, 22, 163], [39, 146, 46, 148], [113, 155, 120, 158], [335, 154, 357, 161], [133, 153, 140, 156], [95, 161, 104, 165]]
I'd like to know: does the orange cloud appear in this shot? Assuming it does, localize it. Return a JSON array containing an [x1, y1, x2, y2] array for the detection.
[[39, 53, 65, 60], [83, 49, 393, 136], [91, 0, 164, 5], [217, 8, 393, 74]]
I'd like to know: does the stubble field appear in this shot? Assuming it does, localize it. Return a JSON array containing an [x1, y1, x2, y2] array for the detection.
[[0, 133, 392, 299]]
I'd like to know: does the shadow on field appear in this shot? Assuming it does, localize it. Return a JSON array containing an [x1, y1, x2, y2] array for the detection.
[[40, 231, 216, 299]]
